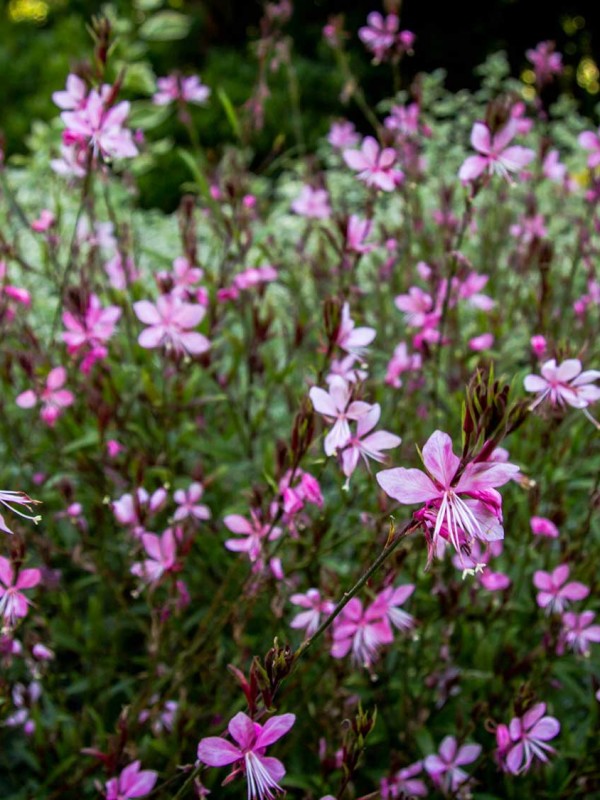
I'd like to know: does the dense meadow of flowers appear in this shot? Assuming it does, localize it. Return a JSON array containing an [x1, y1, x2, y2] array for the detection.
[[0, 3, 599, 798]]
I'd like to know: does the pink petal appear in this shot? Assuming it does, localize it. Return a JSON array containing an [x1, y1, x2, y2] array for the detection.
[[309, 387, 337, 417], [533, 570, 553, 591], [343, 150, 368, 171], [46, 367, 67, 390], [421, 430, 459, 487], [256, 755, 286, 783], [341, 446, 360, 478], [16, 390, 37, 409], [438, 735, 457, 763], [506, 742, 524, 774], [138, 327, 165, 349], [492, 118, 517, 152], [16, 569, 41, 590], [0, 556, 14, 586], [458, 155, 487, 182], [325, 418, 351, 456], [228, 711, 255, 748], [522, 703, 546, 730], [255, 713, 296, 748], [197, 736, 241, 766], [524, 374, 548, 393], [223, 515, 253, 535], [356, 404, 380, 437], [376, 467, 438, 504], [133, 301, 161, 325], [361, 430, 402, 455], [556, 359, 582, 382], [456, 743, 481, 766], [173, 303, 204, 328], [180, 332, 210, 354], [499, 146, 535, 172], [530, 717, 560, 741], [470, 122, 491, 154]]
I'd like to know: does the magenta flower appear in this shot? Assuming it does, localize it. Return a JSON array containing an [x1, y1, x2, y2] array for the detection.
[[224, 510, 282, 563], [530, 516, 559, 538], [526, 41, 563, 84], [331, 597, 393, 667], [197, 711, 295, 800], [458, 119, 535, 182], [327, 120, 360, 149], [131, 529, 178, 585], [335, 303, 376, 355], [533, 565, 589, 614], [0, 557, 41, 627], [524, 358, 600, 424], [52, 74, 87, 110], [105, 761, 158, 800], [578, 127, 600, 169], [62, 293, 121, 372], [340, 404, 401, 480], [62, 89, 138, 160], [112, 488, 167, 537], [133, 294, 210, 356], [424, 736, 481, 792], [153, 74, 210, 106], [559, 611, 600, 656], [309, 378, 372, 456], [0, 490, 41, 535], [496, 703, 560, 774], [377, 431, 519, 563], [394, 286, 437, 329], [343, 137, 403, 191], [358, 12, 399, 62], [385, 342, 422, 389], [381, 761, 427, 798], [346, 215, 375, 254], [371, 583, 415, 632], [16, 367, 74, 427], [173, 482, 211, 522], [289, 588, 335, 637], [291, 186, 331, 219]]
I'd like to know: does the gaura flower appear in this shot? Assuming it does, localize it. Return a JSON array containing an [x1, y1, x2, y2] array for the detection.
[[495, 703, 560, 774], [458, 119, 534, 183], [424, 736, 481, 792], [309, 377, 372, 457], [0, 557, 41, 627], [105, 761, 158, 800], [533, 565, 589, 614]]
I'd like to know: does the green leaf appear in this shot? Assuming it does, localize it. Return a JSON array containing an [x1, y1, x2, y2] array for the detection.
[[62, 431, 100, 454], [121, 62, 156, 95], [128, 100, 171, 131], [217, 87, 241, 139], [139, 11, 191, 42]]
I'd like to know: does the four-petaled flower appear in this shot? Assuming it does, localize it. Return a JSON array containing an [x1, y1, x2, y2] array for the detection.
[[0, 557, 41, 627], [224, 510, 282, 563], [331, 596, 393, 667], [340, 403, 401, 480], [105, 761, 158, 800], [424, 735, 481, 792], [524, 359, 600, 424], [153, 74, 210, 106], [197, 711, 295, 800], [533, 565, 589, 614], [16, 367, 74, 427], [559, 611, 600, 656], [173, 483, 211, 522], [309, 377, 372, 457], [131, 528, 178, 586], [134, 295, 210, 356], [495, 703, 560, 774], [343, 137, 404, 191], [289, 588, 335, 637], [459, 119, 535, 183], [335, 303, 376, 355]]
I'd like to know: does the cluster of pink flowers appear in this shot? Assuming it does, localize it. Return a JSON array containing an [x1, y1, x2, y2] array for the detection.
[[153, 73, 210, 107], [62, 293, 121, 373], [358, 12, 415, 64], [524, 358, 600, 427], [495, 703, 560, 774], [52, 74, 137, 176], [16, 366, 74, 427], [526, 41, 563, 85]]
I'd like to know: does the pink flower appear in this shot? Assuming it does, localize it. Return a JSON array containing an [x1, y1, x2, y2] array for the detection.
[[62, 293, 121, 371], [153, 74, 210, 106], [578, 127, 600, 169], [62, 89, 138, 160], [278, 470, 323, 515], [197, 711, 295, 800], [530, 335, 547, 358], [377, 430, 519, 564], [31, 209, 55, 232], [131, 529, 178, 585], [290, 589, 335, 637], [542, 149, 567, 182], [458, 119, 535, 182], [424, 736, 481, 792], [526, 41, 563, 84], [394, 287, 436, 329], [233, 266, 278, 291], [469, 333, 494, 351], [381, 761, 427, 798], [335, 302, 376, 355], [133, 295, 210, 356], [340, 404, 401, 480], [346, 215, 375, 254], [0, 557, 41, 627], [326, 354, 368, 386], [52, 74, 87, 110], [16, 366, 74, 426], [559, 611, 600, 656], [371, 583, 415, 632], [524, 359, 600, 424], [112, 488, 167, 536], [533, 565, 589, 614], [331, 596, 393, 667], [224, 510, 281, 563], [327, 121, 360, 149], [343, 137, 403, 191], [0, 490, 41, 535], [309, 377, 372, 456], [358, 12, 399, 63], [173, 483, 211, 522], [291, 186, 331, 219], [496, 703, 560, 774], [530, 516, 559, 538], [105, 761, 158, 800], [385, 342, 422, 389]]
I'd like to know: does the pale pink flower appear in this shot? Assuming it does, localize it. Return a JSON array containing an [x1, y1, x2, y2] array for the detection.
[[530, 516, 559, 538], [359, 12, 399, 62], [331, 597, 393, 667], [289, 589, 335, 637], [16, 366, 74, 427], [371, 583, 415, 632], [385, 103, 421, 137], [424, 736, 481, 792], [559, 611, 600, 656], [133, 295, 210, 356], [105, 761, 158, 800], [52, 74, 87, 110], [327, 121, 360, 149], [3, 681, 41, 736], [578, 127, 600, 169], [0, 490, 41, 535], [469, 333, 494, 351], [112, 488, 167, 536], [377, 430, 519, 563], [173, 482, 211, 522], [340, 404, 401, 480], [153, 74, 210, 106], [524, 358, 600, 424], [496, 703, 560, 774], [62, 293, 121, 372], [326, 354, 368, 386], [234, 266, 278, 291], [510, 213, 547, 244], [278, 470, 323, 515], [224, 510, 281, 563], [526, 41, 563, 84], [394, 287, 436, 329], [542, 149, 567, 182], [458, 119, 535, 182], [291, 186, 331, 219], [105, 253, 138, 290], [32, 643, 55, 661], [380, 761, 427, 798], [309, 377, 372, 456], [335, 302, 376, 355], [533, 565, 589, 614], [50, 142, 88, 178], [0, 557, 41, 627], [62, 89, 138, 160], [385, 342, 422, 389], [457, 271, 495, 311], [197, 711, 295, 800], [131, 528, 178, 585], [343, 137, 403, 191], [346, 215, 375, 254]]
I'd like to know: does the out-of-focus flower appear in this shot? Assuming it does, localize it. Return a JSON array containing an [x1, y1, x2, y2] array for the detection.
[[105, 761, 158, 800], [291, 186, 331, 219], [16, 367, 74, 427], [0, 557, 41, 627], [524, 358, 600, 426], [343, 137, 404, 191], [173, 483, 211, 523], [533, 565, 589, 613], [459, 120, 534, 182], [133, 295, 210, 356], [559, 611, 600, 656], [289, 589, 335, 637], [424, 736, 481, 792], [496, 703, 560, 774], [153, 74, 210, 106]]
